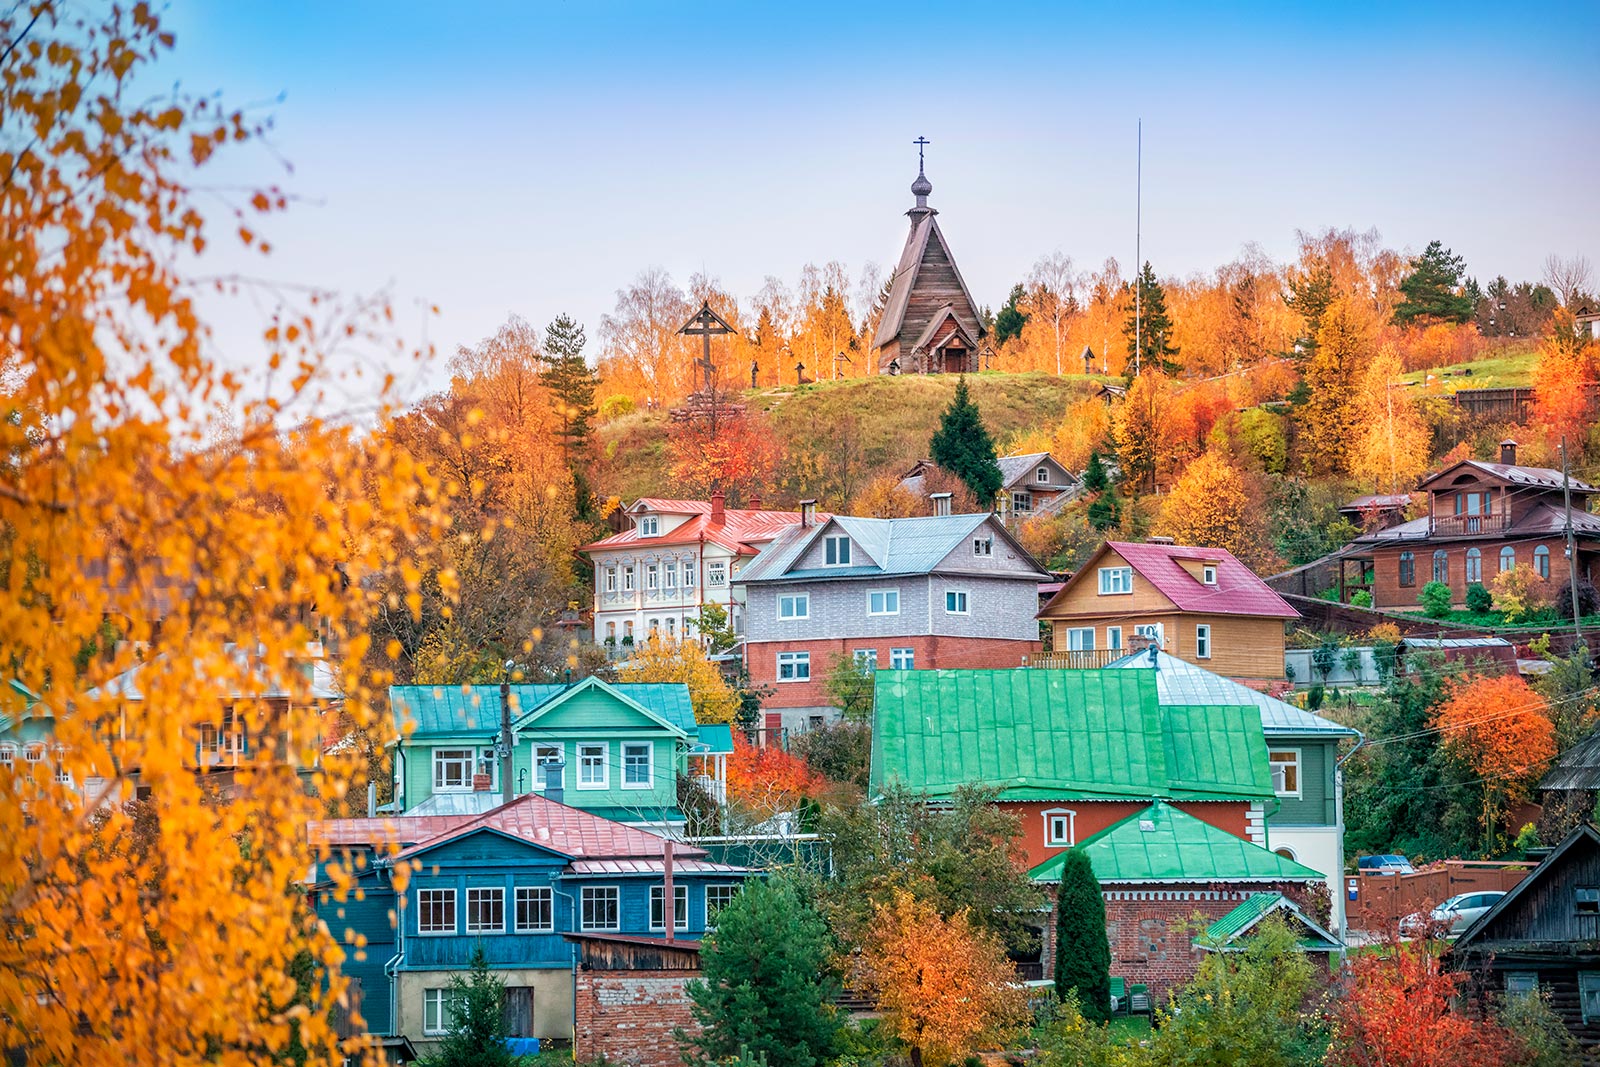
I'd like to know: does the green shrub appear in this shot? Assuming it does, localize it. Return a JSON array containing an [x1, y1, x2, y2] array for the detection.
[[1351, 589, 1373, 608], [1311, 636, 1340, 679], [597, 393, 636, 420], [1465, 582, 1493, 613], [1418, 580, 1454, 618]]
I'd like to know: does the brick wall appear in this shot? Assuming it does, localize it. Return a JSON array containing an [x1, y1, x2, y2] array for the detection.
[[573, 969, 700, 1067], [750, 635, 1039, 708]]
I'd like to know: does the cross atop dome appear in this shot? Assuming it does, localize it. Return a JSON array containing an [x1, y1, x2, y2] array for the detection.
[[910, 136, 933, 210]]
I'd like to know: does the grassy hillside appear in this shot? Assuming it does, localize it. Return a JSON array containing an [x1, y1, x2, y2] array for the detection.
[[1399, 344, 1539, 391], [594, 371, 1105, 506]]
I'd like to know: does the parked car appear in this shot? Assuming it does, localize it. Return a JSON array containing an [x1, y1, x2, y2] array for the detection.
[[1357, 854, 1415, 875], [1401, 891, 1507, 937]]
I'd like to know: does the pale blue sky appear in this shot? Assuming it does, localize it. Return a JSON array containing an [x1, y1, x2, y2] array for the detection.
[[162, 2, 1600, 402]]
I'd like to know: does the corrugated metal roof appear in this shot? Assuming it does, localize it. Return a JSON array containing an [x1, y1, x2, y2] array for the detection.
[[1028, 801, 1326, 883], [1104, 649, 1356, 737], [1419, 459, 1599, 494], [580, 501, 817, 557], [1202, 892, 1343, 951], [390, 680, 696, 738], [565, 858, 748, 876], [1540, 728, 1600, 791], [739, 513, 1048, 584], [388, 792, 701, 862], [869, 669, 1272, 802], [694, 724, 735, 755]]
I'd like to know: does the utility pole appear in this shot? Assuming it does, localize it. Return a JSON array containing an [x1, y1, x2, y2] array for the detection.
[[1134, 119, 1142, 378], [1561, 436, 1587, 652], [499, 675, 514, 805]]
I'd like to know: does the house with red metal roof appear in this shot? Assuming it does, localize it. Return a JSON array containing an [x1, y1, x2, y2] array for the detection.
[[308, 788, 750, 1053], [580, 493, 821, 653], [1035, 540, 1298, 683]]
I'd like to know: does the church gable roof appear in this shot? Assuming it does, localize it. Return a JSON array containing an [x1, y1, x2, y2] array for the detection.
[[873, 213, 984, 351]]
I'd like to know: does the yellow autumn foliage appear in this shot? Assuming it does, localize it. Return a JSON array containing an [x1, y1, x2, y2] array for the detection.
[[617, 635, 741, 724]]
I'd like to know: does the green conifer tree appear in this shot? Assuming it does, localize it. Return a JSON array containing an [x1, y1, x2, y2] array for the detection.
[[682, 876, 841, 1067], [1121, 262, 1179, 380], [1393, 240, 1474, 326], [418, 945, 514, 1067], [541, 313, 598, 457], [1081, 450, 1109, 493], [994, 283, 1029, 346], [929, 376, 1003, 506], [1053, 849, 1111, 1023], [1286, 259, 1336, 359]]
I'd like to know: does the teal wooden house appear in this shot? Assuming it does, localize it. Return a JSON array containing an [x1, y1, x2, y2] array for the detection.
[[388, 677, 733, 828], [310, 791, 750, 1052]]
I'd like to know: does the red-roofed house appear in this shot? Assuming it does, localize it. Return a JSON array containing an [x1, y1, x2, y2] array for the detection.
[[1036, 540, 1298, 682], [580, 494, 822, 651]]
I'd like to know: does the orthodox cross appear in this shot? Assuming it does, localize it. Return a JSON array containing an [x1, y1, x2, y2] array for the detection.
[[678, 301, 735, 395], [913, 135, 930, 170]]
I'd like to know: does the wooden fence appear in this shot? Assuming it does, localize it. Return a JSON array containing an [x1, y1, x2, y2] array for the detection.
[[1346, 860, 1534, 933]]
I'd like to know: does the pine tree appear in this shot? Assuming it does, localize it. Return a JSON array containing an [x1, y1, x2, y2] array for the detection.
[[1286, 259, 1336, 358], [1053, 849, 1111, 1023], [929, 377, 1003, 506], [1081, 450, 1109, 493], [418, 946, 514, 1067], [1121, 262, 1179, 380], [541, 313, 598, 458], [1393, 241, 1474, 326], [682, 876, 841, 1067], [994, 283, 1029, 346], [1082, 451, 1119, 530]]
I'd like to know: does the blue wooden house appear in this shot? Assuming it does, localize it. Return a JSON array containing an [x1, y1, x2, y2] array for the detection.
[[387, 677, 733, 827], [310, 789, 750, 1051]]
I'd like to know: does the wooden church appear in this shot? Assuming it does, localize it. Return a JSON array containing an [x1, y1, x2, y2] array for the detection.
[[871, 145, 987, 375]]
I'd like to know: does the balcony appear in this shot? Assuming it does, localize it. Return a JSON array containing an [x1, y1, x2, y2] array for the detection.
[[1429, 513, 1510, 537], [1027, 648, 1126, 670]]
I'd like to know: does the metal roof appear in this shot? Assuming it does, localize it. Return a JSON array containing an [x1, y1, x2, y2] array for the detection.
[[1202, 892, 1343, 951], [1027, 801, 1327, 884], [1540, 728, 1600, 791], [1354, 503, 1600, 544], [869, 669, 1273, 802], [738, 513, 1049, 584], [996, 452, 1076, 490], [1104, 649, 1356, 737], [694, 723, 735, 755], [387, 792, 701, 863], [390, 680, 697, 738], [565, 857, 748, 876], [581, 502, 816, 558], [1085, 541, 1299, 618], [1419, 458, 1599, 494]]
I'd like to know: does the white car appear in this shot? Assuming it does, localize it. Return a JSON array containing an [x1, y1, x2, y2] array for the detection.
[[1425, 891, 1506, 935]]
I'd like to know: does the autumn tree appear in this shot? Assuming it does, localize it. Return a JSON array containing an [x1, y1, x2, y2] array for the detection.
[[726, 737, 821, 815], [0, 6, 438, 1065], [618, 635, 741, 723], [929, 377, 1003, 505], [1299, 296, 1371, 475], [1530, 307, 1597, 457], [1433, 675, 1557, 853], [1350, 346, 1431, 494], [850, 473, 925, 518], [1393, 241, 1474, 326], [1154, 452, 1272, 569], [1544, 252, 1595, 308], [1122, 261, 1180, 378], [858, 889, 1029, 1067], [667, 410, 780, 501], [1053, 849, 1111, 1023], [1026, 251, 1081, 375], [1114, 370, 1171, 493]]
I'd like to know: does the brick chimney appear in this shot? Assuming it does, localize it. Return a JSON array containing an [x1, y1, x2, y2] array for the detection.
[[800, 499, 817, 526], [931, 492, 952, 517], [710, 490, 726, 525], [748, 494, 763, 511], [1500, 439, 1517, 466]]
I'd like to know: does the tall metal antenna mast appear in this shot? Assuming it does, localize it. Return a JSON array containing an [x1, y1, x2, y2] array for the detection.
[[1134, 118, 1142, 378]]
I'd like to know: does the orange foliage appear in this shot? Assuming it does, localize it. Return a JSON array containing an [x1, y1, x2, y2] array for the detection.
[[851, 474, 925, 518], [1531, 323, 1597, 457], [667, 412, 781, 500], [1433, 675, 1556, 849], [1160, 382, 1234, 477], [726, 737, 821, 812], [1154, 451, 1277, 572]]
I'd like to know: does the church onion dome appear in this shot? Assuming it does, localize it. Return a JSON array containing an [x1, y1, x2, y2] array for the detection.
[[911, 169, 933, 199]]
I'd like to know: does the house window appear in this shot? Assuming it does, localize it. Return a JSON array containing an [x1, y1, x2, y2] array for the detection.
[[433, 748, 475, 792], [1465, 548, 1482, 584], [52, 748, 70, 784], [417, 888, 456, 935], [973, 537, 993, 556], [683, 562, 695, 589], [604, 568, 617, 592], [1500, 547, 1515, 573], [624, 620, 634, 639], [577, 743, 608, 789], [648, 618, 660, 633], [665, 617, 676, 638], [1269, 750, 1301, 798], [1098, 567, 1133, 595], [1398, 551, 1415, 587], [945, 590, 969, 614], [622, 742, 652, 788], [1202, 564, 1217, 585], [1432, 549, 1449, 584], [854, 649, 878, 670], [465, 887, 505, 933], [650, 885, 689, 931], [1036, 466, 1050, 483], [1011, 491, 1033, 514], [0, 743, 13, 770], [1043, 809, 1076, 847], [1534, 545, 1550, 579], [891, 647, 915, 670], [1195, 624, 1212, 659], [1106, 627, 1123, 650], [824, 536, 852, 566], [708, 561, 727, 586], [1065, 627, 1094, 652], [664, 563, 677, 589], [637, 515, 660, 537], [646, 565, 659, 591], [605, 621, 616, 643], [706, 884, 740, 926], [1582, 972, 1600, 1024], [623, 566, 635, 592], [1504, 973, 1539, 997], [423, 988, 458, 1035], [515, 886, 553, 932], [1576, 887, 1600, 915], [869, 589, 899, 615], [777, 651, 811, 681], [23, 742, 46, 764], [778, 594, 810, 620], [1134, 623, 1164, 647], [580, 886, 619, 931]]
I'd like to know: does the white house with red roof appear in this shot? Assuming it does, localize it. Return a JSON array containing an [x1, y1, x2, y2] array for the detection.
[[580, 493, 821, 651], [1036, 540, 1299, 683]]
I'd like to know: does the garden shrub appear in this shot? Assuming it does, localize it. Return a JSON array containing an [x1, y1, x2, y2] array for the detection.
[[1418, 580, 1453, 618], [1351, 589, 1373, 608], [1465, 582, 1493, 614]]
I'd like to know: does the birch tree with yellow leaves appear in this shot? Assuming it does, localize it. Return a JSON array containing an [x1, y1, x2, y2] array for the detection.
[[0, 5, 442, 1064]]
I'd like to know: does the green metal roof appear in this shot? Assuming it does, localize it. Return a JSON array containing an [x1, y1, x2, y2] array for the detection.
[[694, 724, 735, 755], [869, 669, 1272, 802], [1028, 801, 1327, 884], [390, 681, 697, 739], [1202, 892, 1343, 952]]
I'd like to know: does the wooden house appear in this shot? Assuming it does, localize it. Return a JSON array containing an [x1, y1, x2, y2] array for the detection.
[[1035, 540, 1298, 682], [1449, 822, 1600, 1060], [870, 157, 986, 375], [896, 452, 1080, 521]]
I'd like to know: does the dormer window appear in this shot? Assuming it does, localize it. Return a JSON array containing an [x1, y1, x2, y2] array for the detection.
[[824, 535, 852, 566], [973, 537, 993, 557], [1202, 564, 1217, 585], [637, 515, 660, 537], [1036, 466, 1050, 483]]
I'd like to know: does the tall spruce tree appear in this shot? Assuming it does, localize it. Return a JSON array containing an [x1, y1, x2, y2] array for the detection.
[[1121, 261, 1179, 380], [682, 876, 841, 1067], [1054, 849, 1111, 1023], [1286, 258, 1336, 359], [1393, 240, 1474, 326], [929, 377, 1003, 506], [541, 313, 598, 458], [418, 946, 514, 1067], [994, 283, 1029, 346]]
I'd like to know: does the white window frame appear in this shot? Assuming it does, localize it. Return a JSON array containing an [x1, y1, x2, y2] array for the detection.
[[649, 884, 690, 931], [664, 562, 677, 590], [623, 566, 635, 592], [1098, 567, 1134, 595], [604, 567, 617, 592], [646, 564, 659, 591], [1106, 626, 1123, 650], [1036, 466, 1050, 483], [52, 746, 70, 785], [973, 537, 993, 557], [1202, 564, 1217, 585], [1195, 623, 1212, 660], [778, 593, 810, 620], [708, 561, 727, 586], [0, 743, 15, 770], [515, 886, 554, 932], [777, 651, 811, 682], [705, 884, 739, 927], [944, 590, 969, 615], [580, 885, 620, 931], [1043, 807, 1076, 847], [868, 589, 899, 615], [423, 988, 458, 1036], [1499, 546, 1515, 573], [533, 744, 563, 792], [890, 647, 915, 670], [433, 748, 476, 793], [853, 648, 878, 670], [1269, 748, 1302, 799], [621, 742, 652, 790], [665, 616, 676, 638], [1065, 627, 1095, 652], [683, 561, 695, 589], [416, 888, 457, 935], [577, 743, 608, 789], [823, 535, 851, 566], [1011, 490, 1032, 514], [465, 886, 505, 934], [637, 515, 660, 537]]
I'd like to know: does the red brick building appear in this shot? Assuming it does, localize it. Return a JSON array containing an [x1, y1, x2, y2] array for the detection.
[[565, 933, 702, 1067]]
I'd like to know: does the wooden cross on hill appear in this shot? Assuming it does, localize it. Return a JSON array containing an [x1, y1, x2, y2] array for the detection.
[[678, 301, 736, 395]]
